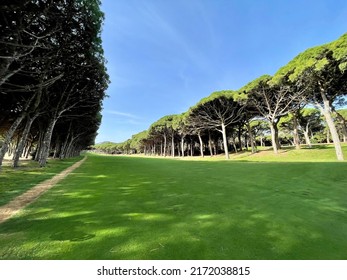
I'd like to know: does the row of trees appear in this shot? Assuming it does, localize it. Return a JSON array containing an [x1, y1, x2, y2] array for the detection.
[[0, 0, 108, 168], [94, 33, 347, 160]]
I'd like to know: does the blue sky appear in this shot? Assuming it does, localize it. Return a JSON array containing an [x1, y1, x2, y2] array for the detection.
[[96, 0, 347, 143]]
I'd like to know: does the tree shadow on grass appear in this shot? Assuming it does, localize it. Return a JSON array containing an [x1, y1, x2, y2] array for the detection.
[[0, 158, 346, 259]]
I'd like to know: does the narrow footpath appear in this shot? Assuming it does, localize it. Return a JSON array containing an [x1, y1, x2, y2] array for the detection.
[[0, 157, 87, 224]]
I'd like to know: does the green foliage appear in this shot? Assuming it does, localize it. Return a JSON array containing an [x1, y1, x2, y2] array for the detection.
[[238, 75, 272, 93], [193, 90, 247, 109], [272, 32, 347, 84]]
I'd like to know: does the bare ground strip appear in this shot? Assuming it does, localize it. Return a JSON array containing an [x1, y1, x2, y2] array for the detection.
[[0, 157, 86, 224]]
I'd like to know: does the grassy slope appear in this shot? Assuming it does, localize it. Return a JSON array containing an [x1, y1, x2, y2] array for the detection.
[[0, 147, 346, 260], [0, 156, 83, 207]]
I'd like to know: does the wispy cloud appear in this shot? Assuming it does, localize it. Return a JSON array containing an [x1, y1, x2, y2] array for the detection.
[[104, 110, 139, 119], [137, 2, 208, 69]]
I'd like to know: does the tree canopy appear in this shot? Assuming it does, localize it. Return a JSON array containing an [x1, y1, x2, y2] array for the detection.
[[0, 0, 108, 168], [95, 33, 346, 161]]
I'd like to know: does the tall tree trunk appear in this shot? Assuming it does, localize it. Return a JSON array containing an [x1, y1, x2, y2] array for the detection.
[[221, 122, 229, 159], [0, 114, 26, 168], [25, 141, 34, 158], [303, 123, 312, 148], [336, 112, 347, 142], [12, 114, 38, 168], [208, 131, 213, 156], [54, 140, 62, 158], [292, 113, 301, 150], [269, 122, 279, 154], [321, 111, 344, 160], [163, 134, 167, 157], [326, 125, 330, 143], [59, 136, 71, 159], [316, 92, 344, 160], [274, 124, 281, 150], [197, 132, 204, 157], [181, 136, 185, 157], [35, 130, 45, 161], [171, 134, 175, 157], [38, 118, 57, 167], [237, 124, 242, 151], [247, 121, 256, 153]]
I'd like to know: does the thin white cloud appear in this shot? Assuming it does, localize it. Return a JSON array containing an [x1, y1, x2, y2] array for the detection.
[[137, 2, 208, 69], [104, 110, 139, 119]]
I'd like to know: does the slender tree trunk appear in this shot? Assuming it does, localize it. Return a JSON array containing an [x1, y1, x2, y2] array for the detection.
[[163, 134, 167, 157], [39, 118, 57, 167], [197, 132, 204, 157], [221, 122, 229, 159], [247, 122, 256, 153], [336, 112, 347, 142], [315, 91, 344, 160], [25, 141, 34, 158], [292, 113, 301, 150], [303, 124, 312, 148], [12, 115, 38, 168], [230, 136, 237, 153], [237, 125, 242, 152], [35, 130, 45, 161], [326, 126, 330, 143], [181, 136, 185, 157], [274, 124, 281, 150], [0, 114, 26, 168], [171, 134, 175, 157], [208, 132, 213, 156], [322, 111, 344, 160], [54, 140, 61, 158], [60, 136, 71, 159], [269, 122, 279, 154]]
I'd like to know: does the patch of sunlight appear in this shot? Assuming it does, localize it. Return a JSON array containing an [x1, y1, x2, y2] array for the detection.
[[35, 243, 71, 259], [94, 175, 107, 178], [119, 186, 135, 190], [266, 222, 322, 253], [63, 192, 93, 199], [123, 213, 171, 221], [96, 227, 128, 239], [194, 214, 216, 220], [267, 229, 298, 252], [34, 210, 94, 220], [110, 240, 146, 256], [250, 213, 268, 219], [317, 199, 347, 215]]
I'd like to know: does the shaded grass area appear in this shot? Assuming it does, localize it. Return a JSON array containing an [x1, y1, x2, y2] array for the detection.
[[0, 152, 346, 259], [0, 156, 83, 206]]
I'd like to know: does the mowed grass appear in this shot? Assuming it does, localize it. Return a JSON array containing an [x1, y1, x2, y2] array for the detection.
[[0, 148, 346, 260], [0, 156, 83, 206]]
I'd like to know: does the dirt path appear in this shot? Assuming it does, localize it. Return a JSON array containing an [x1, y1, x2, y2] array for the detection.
[[0, 157, 87, 225]]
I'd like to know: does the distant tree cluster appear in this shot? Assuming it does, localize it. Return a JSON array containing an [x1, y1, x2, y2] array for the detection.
[[94, 33, 347, 160], [0, 0, 109, 168]]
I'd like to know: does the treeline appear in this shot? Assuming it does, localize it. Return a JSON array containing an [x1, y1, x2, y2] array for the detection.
[[0, 0, 108, 168], [94, 33, 347, 160]]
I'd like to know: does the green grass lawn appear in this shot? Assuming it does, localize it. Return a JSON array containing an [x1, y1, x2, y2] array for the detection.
[[0, 156, 83, 207], [0, 147, 346, 260]]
